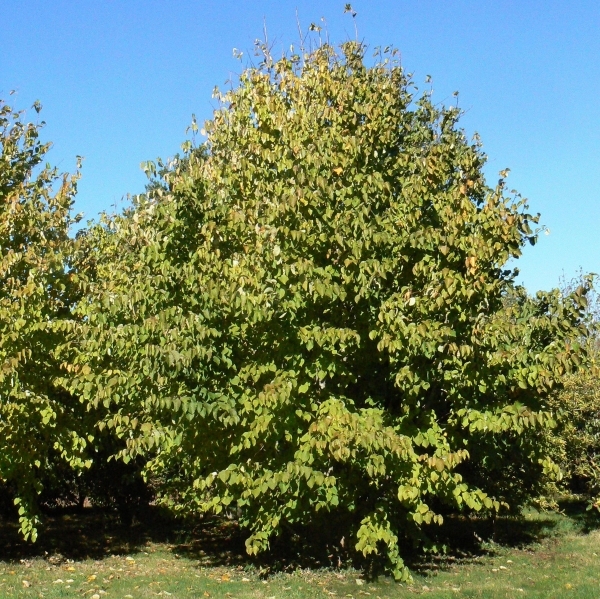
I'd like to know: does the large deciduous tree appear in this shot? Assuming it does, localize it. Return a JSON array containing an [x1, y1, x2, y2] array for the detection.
[[0, 99, 88, 539], [70, 43, 592, 578]]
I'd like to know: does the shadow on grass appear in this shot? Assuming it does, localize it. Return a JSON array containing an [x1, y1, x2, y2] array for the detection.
[[404, 511, 560, 576], [0, 500, 597, 576], [0, 507, 245, 566], [557, 496, 600, 534], [406, 498, 600, 577], [0, 507, 361, 573]]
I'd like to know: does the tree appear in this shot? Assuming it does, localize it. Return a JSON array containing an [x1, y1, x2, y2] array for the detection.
[[69, 42, 592, 579], [0, 98, 88, 539], [546, 275, 600, 509]]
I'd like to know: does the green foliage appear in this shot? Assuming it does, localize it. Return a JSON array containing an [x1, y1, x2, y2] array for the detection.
[[67, 42, 592, 579], [546, 279, 600, 509], [0, 99, 88, 539], [550, 356, 600, 508]]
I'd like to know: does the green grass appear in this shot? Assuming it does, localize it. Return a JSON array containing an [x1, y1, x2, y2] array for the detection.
[[1, 502, 599, 598]]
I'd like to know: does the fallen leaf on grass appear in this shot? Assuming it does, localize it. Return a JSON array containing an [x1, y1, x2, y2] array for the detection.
[[22, 581, 31, 588]]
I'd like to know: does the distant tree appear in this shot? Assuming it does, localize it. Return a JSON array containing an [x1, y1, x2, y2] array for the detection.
[[70, 42, 592, 579], [546, 274, 600, 509], [0, 98, 88, 539]]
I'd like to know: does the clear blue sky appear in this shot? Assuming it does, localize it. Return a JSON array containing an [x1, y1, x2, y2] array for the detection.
[[2, 0, 599, 293]]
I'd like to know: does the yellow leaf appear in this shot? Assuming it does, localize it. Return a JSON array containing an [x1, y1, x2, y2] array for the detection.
[[332, 167, 343, 175]]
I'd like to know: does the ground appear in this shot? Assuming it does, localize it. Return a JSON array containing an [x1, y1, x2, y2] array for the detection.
[[0, 500, 598, 598]]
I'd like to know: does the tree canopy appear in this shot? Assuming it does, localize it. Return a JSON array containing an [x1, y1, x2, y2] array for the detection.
[[63, 42, 593, 579], [0, 99, 88, 539]]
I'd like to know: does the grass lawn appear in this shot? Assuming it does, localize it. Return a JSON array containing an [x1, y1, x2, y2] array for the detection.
[[0, 501, 598, 598]]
